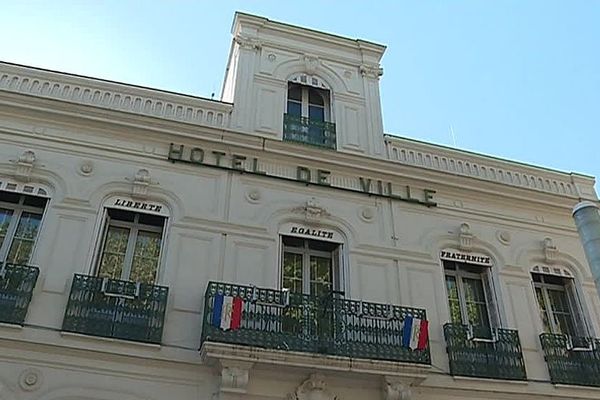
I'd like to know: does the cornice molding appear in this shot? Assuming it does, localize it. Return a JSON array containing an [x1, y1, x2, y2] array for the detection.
[[0, 63, 232, 129], [385, 136, 596, 200]]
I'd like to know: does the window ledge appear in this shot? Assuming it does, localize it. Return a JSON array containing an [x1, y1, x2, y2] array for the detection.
[[200, 341, 430, 379], [0, 322, 24, 331], [60, 331, 162, 350], [451, 375, 529, 385]]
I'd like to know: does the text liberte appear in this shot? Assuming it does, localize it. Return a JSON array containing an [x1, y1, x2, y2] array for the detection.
[[168, 143, 437, 207]]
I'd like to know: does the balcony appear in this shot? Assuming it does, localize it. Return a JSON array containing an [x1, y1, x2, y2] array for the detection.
[[200, 281, 431, 365], [444, 323, 527, 380], [62, 274, 168, 344], [283, 114, 336, 150], [0, 263, 39, 325], [540, 333, 600, 387]]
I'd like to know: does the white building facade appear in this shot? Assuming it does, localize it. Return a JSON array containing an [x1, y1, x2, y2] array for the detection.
[[1, 12, 600, 400]]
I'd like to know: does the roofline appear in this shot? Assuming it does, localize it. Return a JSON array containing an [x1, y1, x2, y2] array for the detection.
[[384, 133, 595, 179], [0, 60, 232, 106], [233, 11, 387, 53]]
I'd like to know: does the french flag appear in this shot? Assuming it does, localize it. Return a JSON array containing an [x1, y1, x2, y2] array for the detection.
[[212, 294, 243, 331], [401, 315, 428, 350]]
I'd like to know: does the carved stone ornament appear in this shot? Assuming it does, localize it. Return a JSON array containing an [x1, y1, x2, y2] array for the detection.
[[359, 206, 376, 222], [303, 55, 321, 75], [292, 198, 330, 221], [234, 34, 262, 50], [543, 237, 558, 263], [288, 374, 338, 400], [359, 63, 384, 79], [18, 368, 43, 392], [78, 160, 94, 176], [458, 222, 474, 251], [125, 168, 157, 199], [11, 150, 37, 181], [219, 362, 252, 394], [382, 376, 421, 400], [245, 188, 262, 204]]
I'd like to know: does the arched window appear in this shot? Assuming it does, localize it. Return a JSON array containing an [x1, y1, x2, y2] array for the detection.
[[283, 75, 336, 149], [531, 265, 588, 337], [440, 249, 499, 339]]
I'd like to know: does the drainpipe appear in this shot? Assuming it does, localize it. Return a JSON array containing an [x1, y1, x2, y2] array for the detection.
[[572, 201, 600, 299]]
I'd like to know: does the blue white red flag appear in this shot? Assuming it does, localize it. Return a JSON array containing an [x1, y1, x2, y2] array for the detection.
[[212, 294, 243, 331], [401, 315, 429, 350]]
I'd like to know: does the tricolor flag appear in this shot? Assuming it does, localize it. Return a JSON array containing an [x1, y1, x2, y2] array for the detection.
[[401, 315, 428, 350], [212, 294, 243, 331]]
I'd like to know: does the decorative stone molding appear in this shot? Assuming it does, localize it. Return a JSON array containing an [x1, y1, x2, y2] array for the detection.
[[359, 206, 376, 222], [288, 373, 338, 400], [18, 368, 43, 392], [383, 379, 410, 400], [458, 223, 473, 251], [303, 55, 321, 75], [496, 230, 511, 246], [359, 63, 384, 79], [292, 198, 330, 221], [245, 188, 262, 204], [543, 237, 558, 263], [0, 64, 232, 129], [385, 137, 584, 198], [125, 168, 157, 199], [11, 150, 37, 181], [234, 34, 262, 50], [77, 160, 94, 176], [218, 360, 253, 394]]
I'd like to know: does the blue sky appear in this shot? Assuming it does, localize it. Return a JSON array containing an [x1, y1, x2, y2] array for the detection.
[[2, 1, 599, 183]]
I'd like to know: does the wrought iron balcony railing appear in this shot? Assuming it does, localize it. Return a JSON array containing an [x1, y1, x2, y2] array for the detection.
[[283, 114, 336, 150], [201, 281, 431, 364], [0, 263, 39, 325], [540, 333, 600, 387], [444, 323, 527, 380], [62, 274, 168, 344]]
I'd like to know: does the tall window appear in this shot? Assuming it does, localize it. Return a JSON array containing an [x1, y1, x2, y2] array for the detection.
[[533, 272, 585, 337], [284, 81, 335, 149], [96, 208, 165, 284], [0, 191, 46, 265], [281, 236, 340, 297], [444, 261, 498, 338], [287, 83, 329, 122]]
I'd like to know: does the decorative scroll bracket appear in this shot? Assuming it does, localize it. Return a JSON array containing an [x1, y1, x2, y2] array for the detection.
[[543, 237, 558, 263], [382, 375, 425, 400], [10, 150, 40, 182], [458, 223, 474, 251], [288, 373, 339, 400], [218, 360, 254, 395], [125, 168, 158, 199]]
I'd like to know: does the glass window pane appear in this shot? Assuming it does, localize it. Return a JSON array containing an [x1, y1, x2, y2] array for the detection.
[[535, 287, 552, 333], [288, 84, 302, 101], [462, 277, 490, 329], [129, 230, 161, 284], [97, 226, 129, 280], [308, 88, 324, 106], [283, 252, 303, 294], [6, 212, 42, 264], [446, 275, 462, 323], [287, 101, 302, 116], [310, 255, 332, 296], [0, 208, 14, 251], [308, 105, 325, 121]]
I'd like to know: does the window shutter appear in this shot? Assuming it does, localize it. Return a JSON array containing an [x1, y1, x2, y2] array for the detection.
[[332, 246, 343, 296], [565, 279, 589, 337], [482, 268, 501, 330]]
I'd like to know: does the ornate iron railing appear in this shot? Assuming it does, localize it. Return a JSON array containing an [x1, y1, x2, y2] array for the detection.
[[540, 333, 600, 387], [0, 263, 39, 325], [201, 281, 430, 364], [444, 323, 527, 380], [283, 114, 336, 150], [62, 274, 168, 344]]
